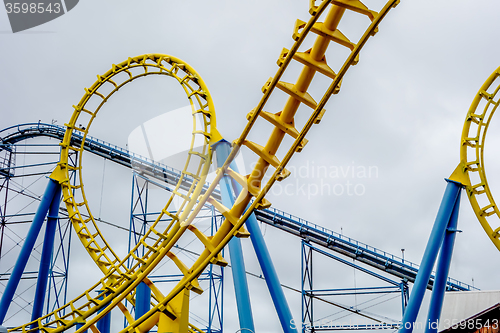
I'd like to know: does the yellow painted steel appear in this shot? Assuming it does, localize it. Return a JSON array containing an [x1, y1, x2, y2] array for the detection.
[[13, 54, 219, 333], [11, 1, 401, 332], [452, 66, 500, 251], [120, 1, 400, 332]]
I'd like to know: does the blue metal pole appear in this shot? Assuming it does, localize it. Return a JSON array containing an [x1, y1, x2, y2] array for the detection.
[[208, 206, 215, 333], [227, 237, 254, 331], [425, 190, 461, 333], [214, 140, 297, 333], [399, 180, 461, 333], [135, 281, 151, 323], [31, 183, 62, 324], [76, 322, 88, 333], [96, 292, 111, 333], [0, 178, 60, 324], [401, 280, 408, 316], [245, 212, 298, 333], [213, 140, 255, 333]]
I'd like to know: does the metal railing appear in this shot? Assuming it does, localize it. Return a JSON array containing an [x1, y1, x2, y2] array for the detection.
[[0, 122, 477, 292]]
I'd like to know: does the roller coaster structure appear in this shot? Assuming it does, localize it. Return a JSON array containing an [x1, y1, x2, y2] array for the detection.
[[0, 0, 499, 332], [0, 122, 478, 332]]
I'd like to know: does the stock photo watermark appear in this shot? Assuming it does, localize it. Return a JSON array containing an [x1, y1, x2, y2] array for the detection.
[[125, 107, 380, 200], [3, 0, 79, 32], [290, 318, 499, 331], [268, 161, 379, 199]]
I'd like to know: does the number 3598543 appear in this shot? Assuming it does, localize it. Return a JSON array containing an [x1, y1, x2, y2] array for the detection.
[[5, 3, 61, 14]]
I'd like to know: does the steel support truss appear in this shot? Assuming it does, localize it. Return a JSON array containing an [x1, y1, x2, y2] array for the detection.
[[0, 139, 76, 326], [128, 171, 224, 332], [301, 240, 408, 332]]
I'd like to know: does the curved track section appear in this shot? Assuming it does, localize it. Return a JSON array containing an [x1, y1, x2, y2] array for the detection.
[[12, 1, 401, 331], [12, 55, 219, 333], [123, 0, 401, 331], [0, 122, 476, 292], [56, 53, 218, 279], [0, 123, 220, 200], [458, 66, 500, 251]]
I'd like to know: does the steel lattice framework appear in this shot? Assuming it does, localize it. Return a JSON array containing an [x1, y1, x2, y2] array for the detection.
[[5, 1, 403, 332], [3, 1, 497, 333]]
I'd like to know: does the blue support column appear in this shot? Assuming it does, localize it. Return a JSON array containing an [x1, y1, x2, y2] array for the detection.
[[425, 190, 461, 333], [245, 213, 298, 333], [0, 178, 60, 324], [76, 322, 88, 333], [31, 183, 62, 324], [213, 140, 255, 333], [401, 280, 409, 316], [208, 205, 224, 333], [135, 281, 151, 322], [214, 139, 297, 333], [227, 237, 254, 331], [96, 292, 111, 333], [399, 180, 462, 333]]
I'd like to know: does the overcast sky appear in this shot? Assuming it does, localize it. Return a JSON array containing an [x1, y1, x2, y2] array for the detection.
[[2, 0, 500, 332]]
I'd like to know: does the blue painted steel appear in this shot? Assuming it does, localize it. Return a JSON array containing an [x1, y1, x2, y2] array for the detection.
[[227, 238, 254, 331], [425, 190, 461, 333], [301, 240, 313, 333], [127, 171, 224, 332], [213, 140, 255, 332], [301, 240, 408, 331], [0, 178, 60, 324], [0, 124, 477, 290], [96, 292, 111, 333], [214, 139, 297, 333], [76, 323, 88, 333], [401, 281, 409, 316], [208, 205, 224, 333], [254, 207, 475, 292], [245, 213, 298, 333], [135, 282, 151, 322], [303, 241, 400, 287], [31, 183, 62, 324], [399, 180, 461, 333]]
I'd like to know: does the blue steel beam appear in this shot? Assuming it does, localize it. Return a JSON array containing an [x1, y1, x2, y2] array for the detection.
[[245, 212, 298, 333], [303, 241, 401, 287], [75, 323, 88, 333], [0, 177, 60, 324], [96, 292, 111, 333], [215, 139, 297, 333], [0, 123, 217, 201], [254, 208, 473, 292], [30, 183, 62, 324], [399, 180, 462, 333], [135, 282, 151, 321], [425, 190, 461, 333], [0, 123, 476, 292], [213, 140, 255, 333]]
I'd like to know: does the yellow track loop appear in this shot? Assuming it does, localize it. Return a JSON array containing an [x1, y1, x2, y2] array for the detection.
[[454, 66, 500, 251], [12, 55, 220, 332], [123, 0, 400, 332], [12, 0, 401, 330]]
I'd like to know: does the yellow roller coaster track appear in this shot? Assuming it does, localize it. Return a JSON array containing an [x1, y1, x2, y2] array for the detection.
[[11, 0, 400, 332], [452, 66, 500, 252]]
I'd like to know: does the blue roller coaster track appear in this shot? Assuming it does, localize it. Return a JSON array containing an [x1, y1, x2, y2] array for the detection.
[[0, 122, 476, 293]]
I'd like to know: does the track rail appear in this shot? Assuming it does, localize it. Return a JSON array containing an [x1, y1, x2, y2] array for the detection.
[[0, 122, 476, 292], [8, 0, 403, 332], [255, 208, 475, 292], [123, 0, 402, 331], [9, 55, 220, 333], [454, 66, 500, 251], [0, 123, 221, 200]]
